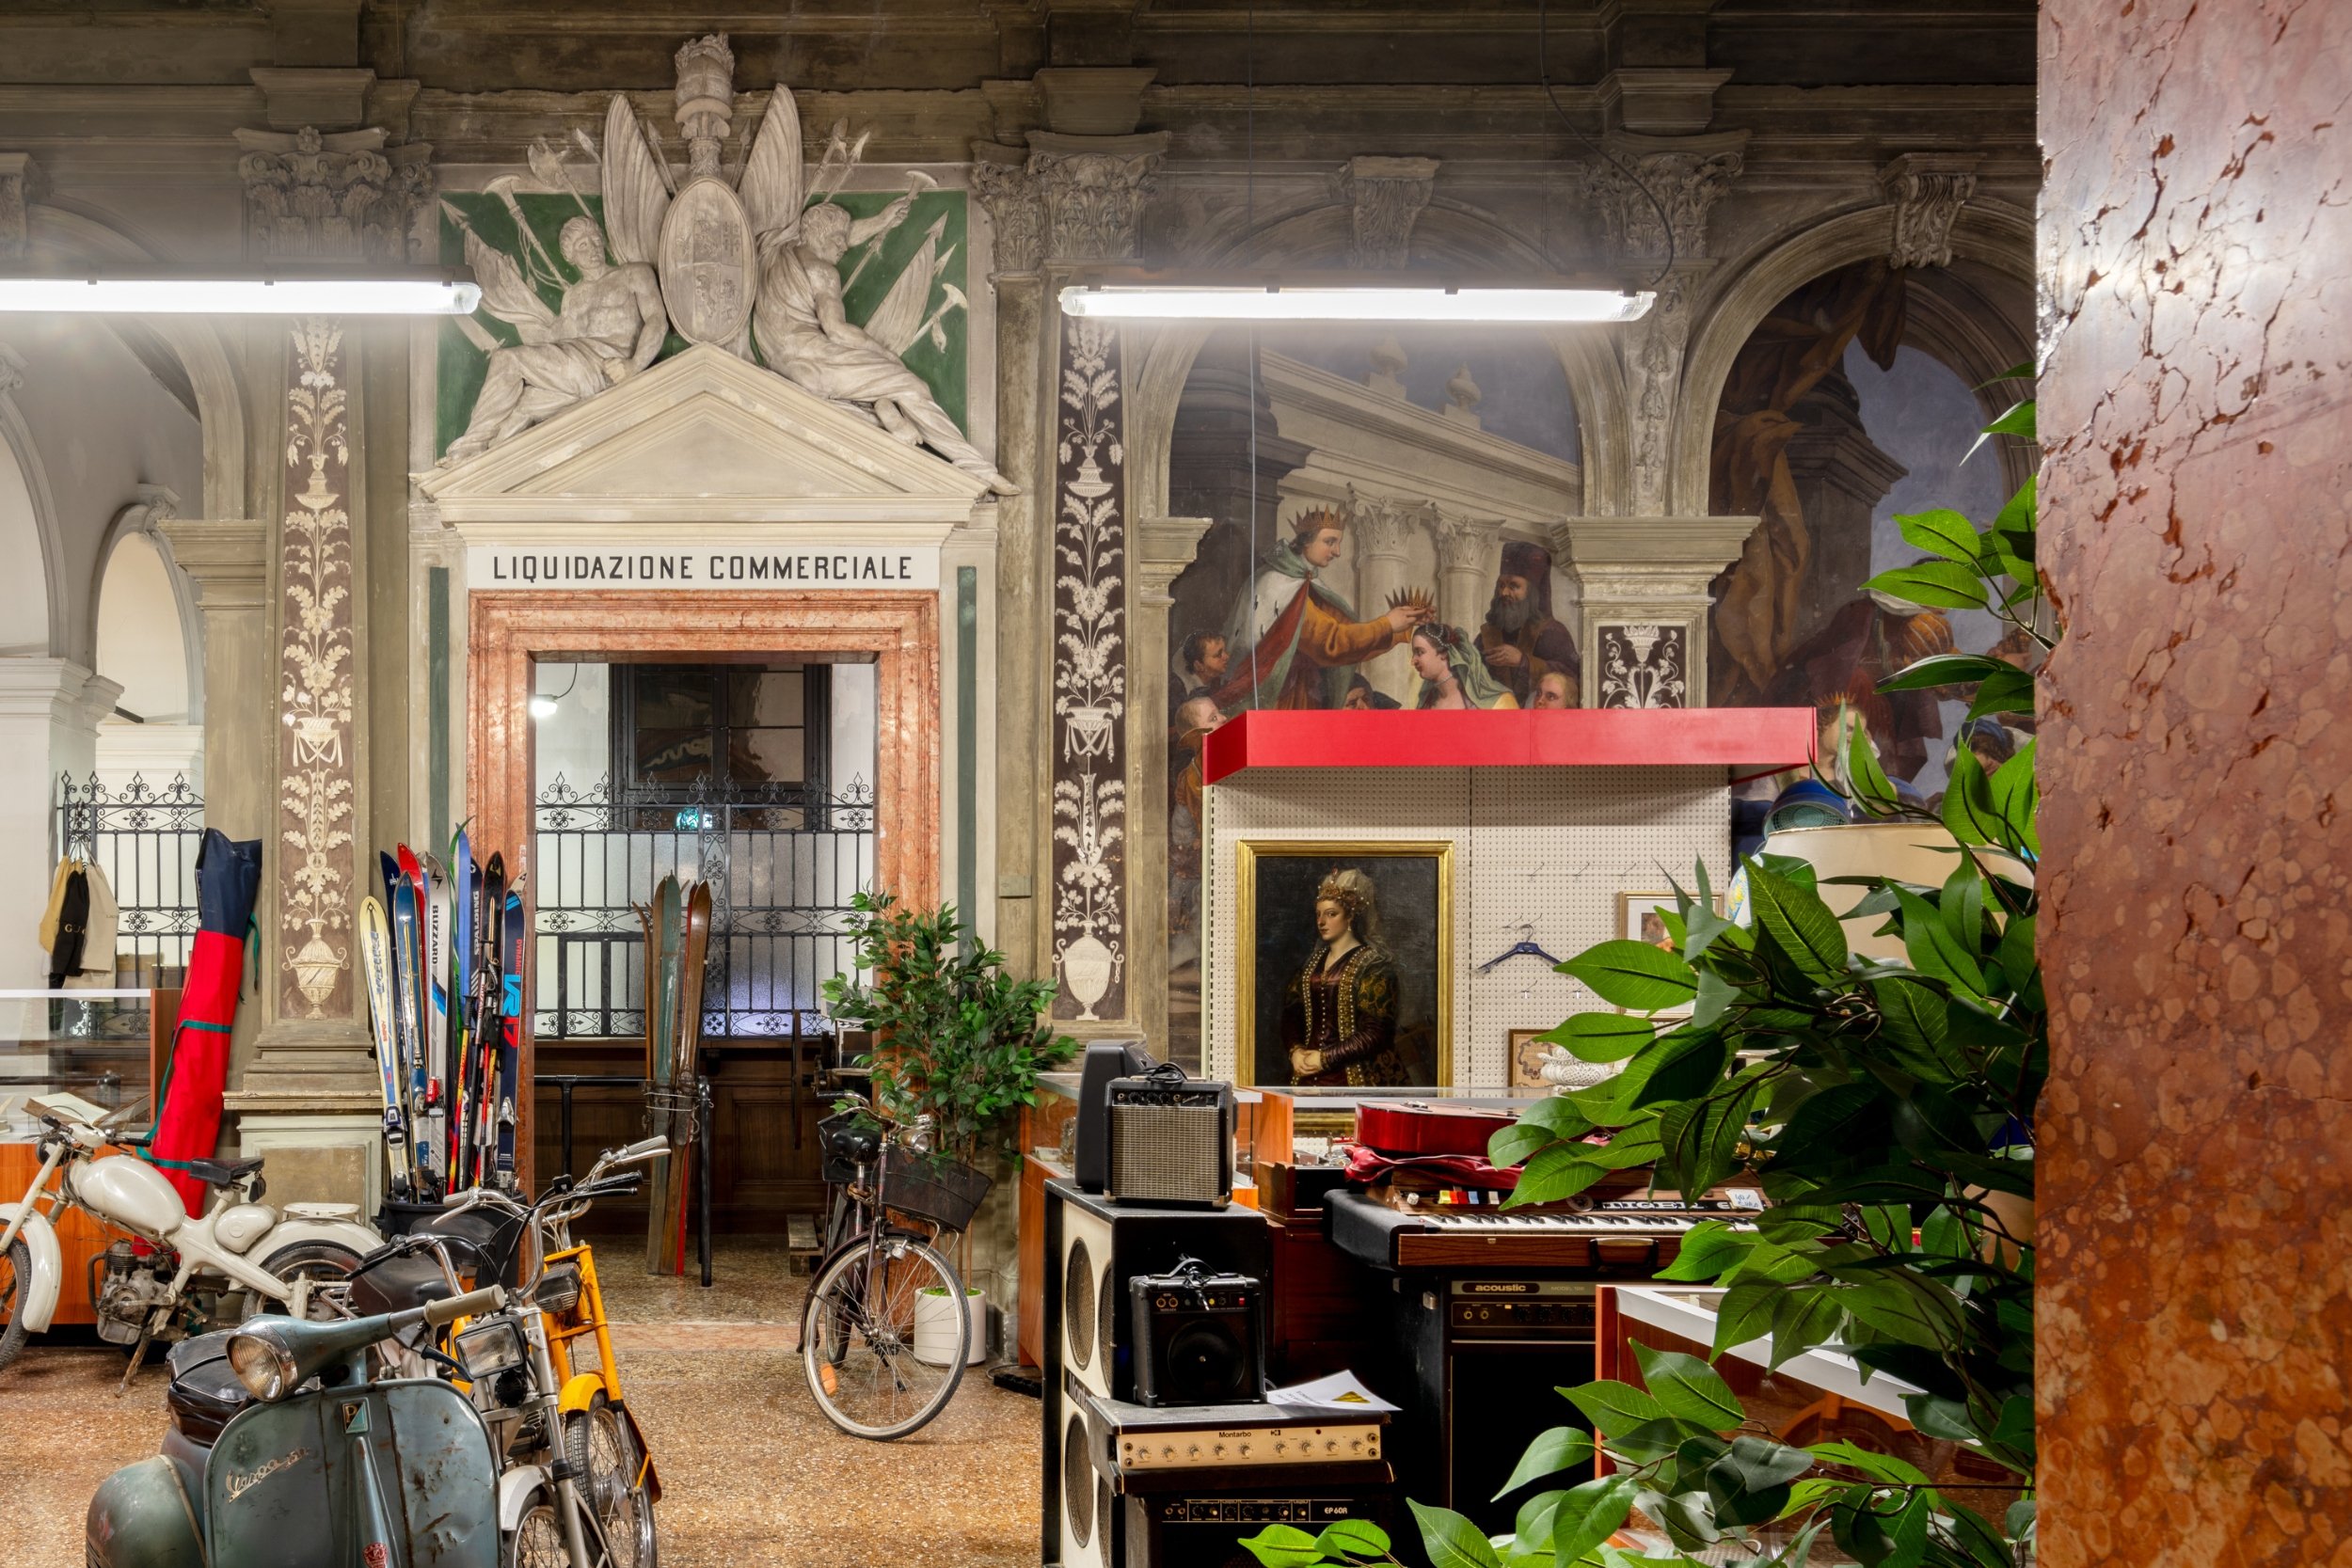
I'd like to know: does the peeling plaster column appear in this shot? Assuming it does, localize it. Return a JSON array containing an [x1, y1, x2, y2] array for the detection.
[[0, 660, 123, 990], [158, 521, 272, 843], [1129, 516, 1214, 1055], [1552, 517, 1755, 708], [1028, 125, 1165, 1032], [224, 93, 433, 1206], [971, 146, 1048, 979]]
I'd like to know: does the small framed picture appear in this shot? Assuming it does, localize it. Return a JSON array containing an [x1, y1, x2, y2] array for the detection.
[[1615, 891, 1723, 950], [1508, 1027, 1551, 1089]]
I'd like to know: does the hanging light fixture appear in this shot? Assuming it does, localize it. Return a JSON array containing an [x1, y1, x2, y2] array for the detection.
[[0, 266, 482, 315], [528, 664, 582, 722], [1059, 269, 1651, 325]]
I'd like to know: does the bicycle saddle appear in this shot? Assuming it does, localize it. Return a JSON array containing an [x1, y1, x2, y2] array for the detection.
[[183, 1155, 265, 1188]]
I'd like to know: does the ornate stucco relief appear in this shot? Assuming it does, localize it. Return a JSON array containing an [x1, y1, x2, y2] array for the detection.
[[1050, 317, 1129, 1022], [1341, 155, 1440, 269], [1879, 153, 1982, 270], [278, 319, 356, 1019], [0, 152, 40, 261], [1597, 623, 1690, 709], [236, 127, 432, 263]]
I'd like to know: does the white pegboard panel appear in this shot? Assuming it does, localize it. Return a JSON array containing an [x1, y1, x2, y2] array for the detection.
[[1468, 768, 1729, 1088], [1203, 765, 1728, 1089]]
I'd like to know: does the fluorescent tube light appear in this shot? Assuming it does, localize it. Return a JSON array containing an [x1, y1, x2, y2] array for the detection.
[[1060, 277, 1652, 325], [0, 270, 483, 316]]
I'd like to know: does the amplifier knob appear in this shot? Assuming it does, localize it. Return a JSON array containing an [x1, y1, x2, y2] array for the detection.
[[1188, 1444, 1201, 1458], [1161, 1444, 1177, 1460], [1347, 1437, 1363, 1453], [1272, 1440, 1287, 1454], [1213, 1444, 1227, 1458], [1325, 1438, 1340, 1454], [1238, 1442, 1252, 1457]]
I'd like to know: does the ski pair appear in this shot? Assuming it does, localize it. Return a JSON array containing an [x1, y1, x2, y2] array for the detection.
[[641, 876, 710, 1275], [457, 853, 524, 1193]]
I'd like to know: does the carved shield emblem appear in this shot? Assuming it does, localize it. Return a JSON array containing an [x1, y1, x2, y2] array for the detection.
[[657, 176, 755, 346]]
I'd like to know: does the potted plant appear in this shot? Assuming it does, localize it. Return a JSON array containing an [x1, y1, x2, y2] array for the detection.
[[822, 892, 1078, 1357]]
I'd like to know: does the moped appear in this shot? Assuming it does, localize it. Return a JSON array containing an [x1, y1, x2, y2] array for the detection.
[[0, 1093, 381, 1379], [86, 1281, 514, 1568]]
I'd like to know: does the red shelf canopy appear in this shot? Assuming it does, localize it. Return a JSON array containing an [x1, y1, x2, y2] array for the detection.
[[1200, 707, 1818, 785]]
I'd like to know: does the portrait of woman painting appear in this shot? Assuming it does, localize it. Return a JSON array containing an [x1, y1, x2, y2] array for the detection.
[[1237, 843, 1452, 1088]]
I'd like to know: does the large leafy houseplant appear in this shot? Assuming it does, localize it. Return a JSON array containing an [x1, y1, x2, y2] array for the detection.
[[821, 891, 1079, 1173], [1245, 389, 2046, 1568]]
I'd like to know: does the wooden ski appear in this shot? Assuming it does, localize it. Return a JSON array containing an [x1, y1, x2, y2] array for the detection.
[[644, 875, 683, 1272], [383, 852, 423, 1148], [666, 879, 713, 1272], [450, 831, 476, 1182], [359, 896, 414, 1201], [468, 853, 506, 1190]]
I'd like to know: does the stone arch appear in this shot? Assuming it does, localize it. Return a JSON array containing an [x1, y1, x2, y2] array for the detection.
[[24, 206, 249, 524], [1126, 200, 1630, 530], [1668, 200, 2034, 515], [90, 492, 201, 723], [0, 356, 69, 658]]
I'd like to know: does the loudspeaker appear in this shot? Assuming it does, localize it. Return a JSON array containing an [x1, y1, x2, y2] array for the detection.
[[1042, 1182, 1275, 1566], [1131, 1264, 1265, 1407], [1075, 1041, 1153, 1194], [1107, 1075, 1233, 1208], [1053, 1375, 1120, 1568]]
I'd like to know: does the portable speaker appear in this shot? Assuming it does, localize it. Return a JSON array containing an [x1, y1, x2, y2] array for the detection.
[[1075, 1040, 1154, 1194], [1107, 1075, 1232, 1209], [1130, 1262, 1266, 1407]]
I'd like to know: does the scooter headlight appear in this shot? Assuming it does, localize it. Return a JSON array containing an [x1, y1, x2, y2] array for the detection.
[[227, 1330, 298, 1402]]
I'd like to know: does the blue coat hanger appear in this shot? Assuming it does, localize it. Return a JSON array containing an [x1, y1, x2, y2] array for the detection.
[[1476, 922, 1562, 974]]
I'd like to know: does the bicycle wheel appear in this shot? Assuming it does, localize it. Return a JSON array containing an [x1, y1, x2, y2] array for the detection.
[[803, 1233, 968, 1440], [0, 1239, 32, 1371], [565, 1394, 657, 1568]]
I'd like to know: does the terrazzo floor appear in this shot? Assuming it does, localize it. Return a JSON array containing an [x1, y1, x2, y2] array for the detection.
[[0, 1236, 1041, 1567]]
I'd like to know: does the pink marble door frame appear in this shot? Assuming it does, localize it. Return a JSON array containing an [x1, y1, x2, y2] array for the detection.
[[468, 588, 941, 1191]]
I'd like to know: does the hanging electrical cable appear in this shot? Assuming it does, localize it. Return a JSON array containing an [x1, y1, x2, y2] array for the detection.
[[1538, 0, 1677, 290]]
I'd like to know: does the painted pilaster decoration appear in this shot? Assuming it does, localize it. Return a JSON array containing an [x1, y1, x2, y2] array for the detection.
[[1028, 133, 1167, 265], [1581, 135, 1742, 517], [1341, 155, 1440, 269], [971, 146, 1045, 277], [0, 152, 40, 261], [236, 126, 434, 262], [1597, 625, 1690, 709], [1879, 153, 1982, 270], [1552, 516, 1757, 710], [278, 319, 358, 1019], [1049, 317, 1130, 1022]]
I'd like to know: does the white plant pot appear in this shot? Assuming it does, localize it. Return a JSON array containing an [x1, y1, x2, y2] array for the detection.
[[1758, 824, 2032, 960], [914, 1286, 986, 1366]]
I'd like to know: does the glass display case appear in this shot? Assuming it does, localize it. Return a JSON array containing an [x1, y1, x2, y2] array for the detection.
[[0, 989, 158, 1141]]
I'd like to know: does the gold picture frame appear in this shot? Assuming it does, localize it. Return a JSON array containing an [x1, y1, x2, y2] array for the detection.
[[1235, 839, 1454, 1088], [1508, 1027, 1552, 1089]]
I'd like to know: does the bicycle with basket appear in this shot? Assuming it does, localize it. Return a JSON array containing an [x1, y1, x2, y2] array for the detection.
[[803, 1085, 992, 1440]]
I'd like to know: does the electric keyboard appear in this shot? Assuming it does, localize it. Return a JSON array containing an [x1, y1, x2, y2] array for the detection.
[[1326, 1188, 1757, 1274]]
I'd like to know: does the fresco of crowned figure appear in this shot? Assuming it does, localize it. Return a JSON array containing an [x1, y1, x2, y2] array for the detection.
[[1206, 509, 1433, 711], [1411, 622, 1521, 710]]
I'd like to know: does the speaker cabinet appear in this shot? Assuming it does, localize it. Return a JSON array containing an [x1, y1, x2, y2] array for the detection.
[[1053, 1376, 1120, 1568], [1042, 1181, 1274, 1565]]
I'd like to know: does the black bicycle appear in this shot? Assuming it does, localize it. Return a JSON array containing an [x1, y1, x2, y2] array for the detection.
[[801, 1103, 973, 1439]]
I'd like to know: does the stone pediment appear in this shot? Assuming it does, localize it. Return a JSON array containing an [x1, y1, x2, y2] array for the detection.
[[417, 343, 992, 531]]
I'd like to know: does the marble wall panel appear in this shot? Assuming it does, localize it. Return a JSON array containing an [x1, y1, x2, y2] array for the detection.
[[2037, 4, 2352, 1565]]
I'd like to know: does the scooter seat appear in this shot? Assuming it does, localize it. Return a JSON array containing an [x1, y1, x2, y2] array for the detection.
[[164, 1331, 253, 1448], [345, 1253, 456, 1319], [183, 1155, 266, 1188]]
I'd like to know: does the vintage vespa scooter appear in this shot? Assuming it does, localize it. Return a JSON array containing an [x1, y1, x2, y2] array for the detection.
[[86, 1281, 514, 1568], [0, 1093, 380, 1379]]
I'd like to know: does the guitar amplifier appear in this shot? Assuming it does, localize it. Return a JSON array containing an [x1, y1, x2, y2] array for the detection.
[[1108, 1074, 1233, 1208]]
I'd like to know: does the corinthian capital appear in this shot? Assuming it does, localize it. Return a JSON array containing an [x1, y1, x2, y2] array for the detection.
[[1342, 155, 1440, 269], [1428, 509, 1502, 576], [0, 152, 40, 261], [1027, 131, 1168, 266], [1879, 153, 1981, 270], [235, 125, 434, 263], [971, 145, 1045, 276], [1580, 135, 1745, 262]]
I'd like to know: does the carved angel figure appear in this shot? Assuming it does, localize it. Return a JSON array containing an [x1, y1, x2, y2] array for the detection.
[[735, 89, 1017, 495], [440, 212, 665, 467]]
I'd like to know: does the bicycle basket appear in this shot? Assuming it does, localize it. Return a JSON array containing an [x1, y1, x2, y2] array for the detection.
[[881, 1148, 993, 1234]]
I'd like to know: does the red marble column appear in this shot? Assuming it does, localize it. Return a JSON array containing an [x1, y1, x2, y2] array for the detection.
[[2038, 4, 2352, 1564]]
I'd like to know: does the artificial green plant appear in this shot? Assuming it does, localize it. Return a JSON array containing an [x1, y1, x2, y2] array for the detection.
[[1244, 385, 2048, 1568], [821, 891, 1078, 1171]]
